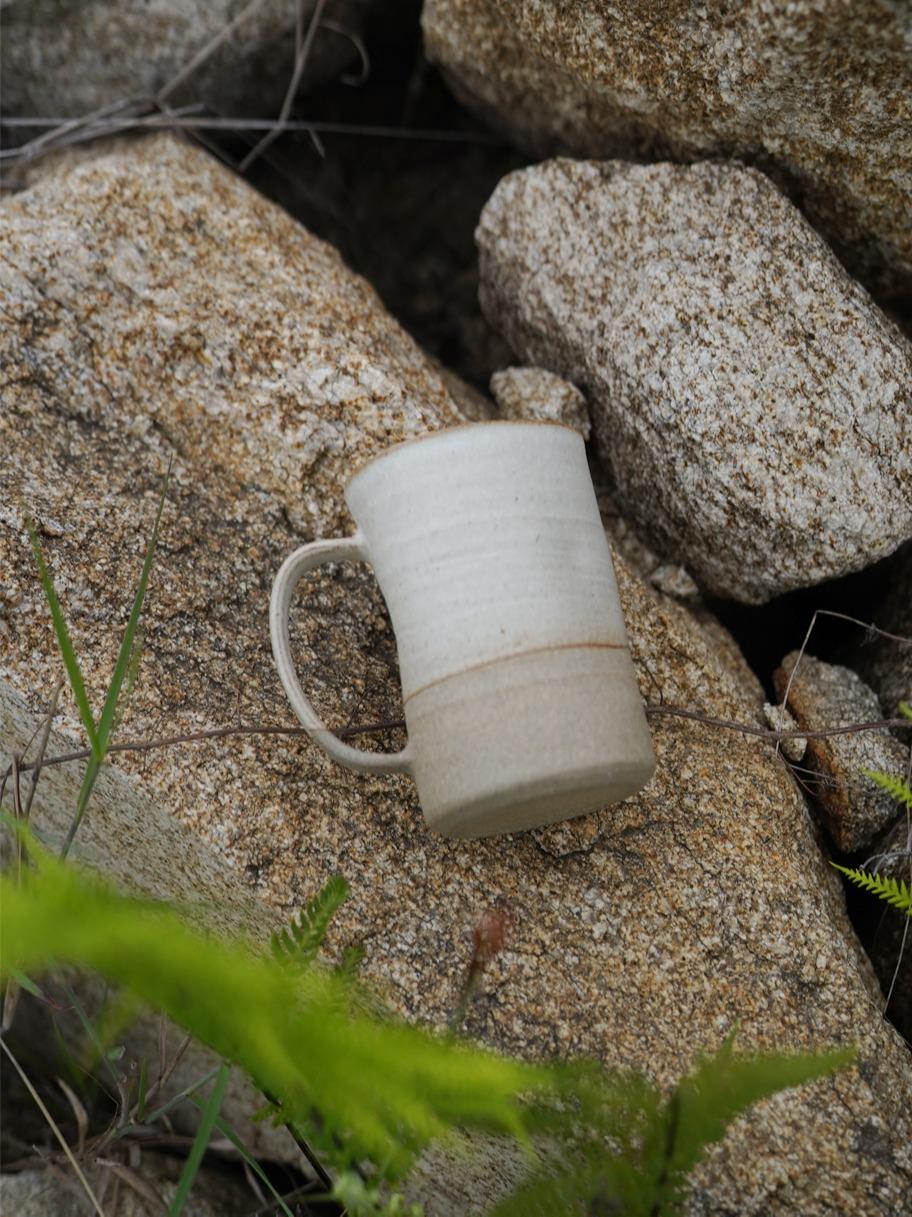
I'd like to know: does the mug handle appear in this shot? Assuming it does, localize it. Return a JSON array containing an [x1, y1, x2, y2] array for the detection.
[[270, 535, 413, 775]]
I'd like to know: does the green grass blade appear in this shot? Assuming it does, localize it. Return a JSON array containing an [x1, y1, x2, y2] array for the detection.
[[95, 470, 169, 759], [60, 470, 169, 859], [62, 753, 100, 858], [136, 1058, 149, 1122], [10, 969, 42, 998], [27, 520, 99, 757], [187, 1097, 297, 1217], [121, 1065, 224, 1135], [168, 1063, 229, 1216]]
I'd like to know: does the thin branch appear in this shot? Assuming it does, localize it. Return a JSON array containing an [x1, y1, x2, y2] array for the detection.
[[3, 718, 406, 777], [0, 115, 502, 161], [4, 94, 153, 164], [322, 18, 371, 86], [806, 609, 912, 647], [0, 1038, 108, 1217], [238, 0, 330, 172], [772, 607, 910, 763], [642, 706, 911, 742], [3, 709, 909, 787]]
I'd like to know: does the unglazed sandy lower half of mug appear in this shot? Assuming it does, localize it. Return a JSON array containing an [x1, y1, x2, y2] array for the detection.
[[344, 422, 656, 838]]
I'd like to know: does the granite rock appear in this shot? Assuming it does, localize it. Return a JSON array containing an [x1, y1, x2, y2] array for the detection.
[[2, 135, 912, 1215], [476, 158, 912, 603], [762, 702, 807, 765], [773, 653, 910, 852], [490, 365, 590, 437], [2, 0, 362, 123], [0, 678, 309, 1169], [423, 0, 912, 298]]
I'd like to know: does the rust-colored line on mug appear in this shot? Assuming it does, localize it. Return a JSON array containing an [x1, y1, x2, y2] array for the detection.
[[403, 640, 628, 705]]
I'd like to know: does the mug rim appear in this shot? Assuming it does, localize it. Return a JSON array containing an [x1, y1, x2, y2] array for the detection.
[[347, 418, 583, 489]]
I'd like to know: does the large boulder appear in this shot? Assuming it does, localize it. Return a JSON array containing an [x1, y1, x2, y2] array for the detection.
[[476, 158, 912, 604], [2, 135, 912, 1214], [1, 0, 363, 124], [422, 0, 912, 299]]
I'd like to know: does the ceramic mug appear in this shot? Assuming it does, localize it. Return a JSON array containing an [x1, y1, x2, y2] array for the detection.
[[270, 421, 655, 838]]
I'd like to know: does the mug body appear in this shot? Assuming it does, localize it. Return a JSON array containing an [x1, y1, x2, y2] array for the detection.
[[345, 422, 655, 837]]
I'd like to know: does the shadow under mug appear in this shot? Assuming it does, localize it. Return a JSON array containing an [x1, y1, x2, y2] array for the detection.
[[270, 421, 656, 838]]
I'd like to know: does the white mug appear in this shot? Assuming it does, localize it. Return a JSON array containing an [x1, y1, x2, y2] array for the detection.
[[270, 422, 655, 838]]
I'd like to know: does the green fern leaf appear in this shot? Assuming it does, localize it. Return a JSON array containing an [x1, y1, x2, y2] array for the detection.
[[271, 874, 350, 965], [489, 1039, 852, 1217], [642, 1034, 854, 1213], [862, 768, 912, 811], [0, 840, 542, 1179], [832, 864, 912, 916]]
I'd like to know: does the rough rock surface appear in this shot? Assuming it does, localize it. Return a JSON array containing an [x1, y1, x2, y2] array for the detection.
[[3, 135, 912, 1215], [0, 679, 309, 1168], [773, 654, 910, 853], [423, 0, 912, 298], [762, 702, 807, 765], [0, 1157, 250, 1216], [476, 158, 912, 603], [490, 365, 590, 437], [2, 0, 361, 122]]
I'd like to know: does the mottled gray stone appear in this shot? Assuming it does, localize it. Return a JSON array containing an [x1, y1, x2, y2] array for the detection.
[[0, 680, 272, 941], [762, 702, 807, 764], [490, 365, 590, 437], [476, 158, 912, 603], [423, 0, 912, 298], [2, 135, 912, 1215], [2, 0, 362, 122], [0, 680, 310, 1169], [773, 653, 910, 853]]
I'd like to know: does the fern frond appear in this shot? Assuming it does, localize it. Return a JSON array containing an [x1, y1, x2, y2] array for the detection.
[[0, 839, 543, 1179], [832, 864, 912, 916], [271, 874, 350, 965], [862, 768, 912, 811]]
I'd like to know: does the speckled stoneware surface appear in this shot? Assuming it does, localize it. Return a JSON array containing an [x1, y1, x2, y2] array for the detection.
[[272, 422, 656, 837]]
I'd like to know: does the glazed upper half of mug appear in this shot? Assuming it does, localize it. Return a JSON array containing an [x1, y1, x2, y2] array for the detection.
[[344, 422, 629, 701]]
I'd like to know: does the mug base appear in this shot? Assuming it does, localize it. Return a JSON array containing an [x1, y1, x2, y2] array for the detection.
[[430, 761, 653, 840], [405, 644, 656, 839]]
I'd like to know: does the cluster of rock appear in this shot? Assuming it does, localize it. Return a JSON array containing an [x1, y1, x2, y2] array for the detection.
[[2, 134, 911, 1215], [475, 157, 912, 604], [423, 0, 912, 298], [2, 0, 912, 1212]]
